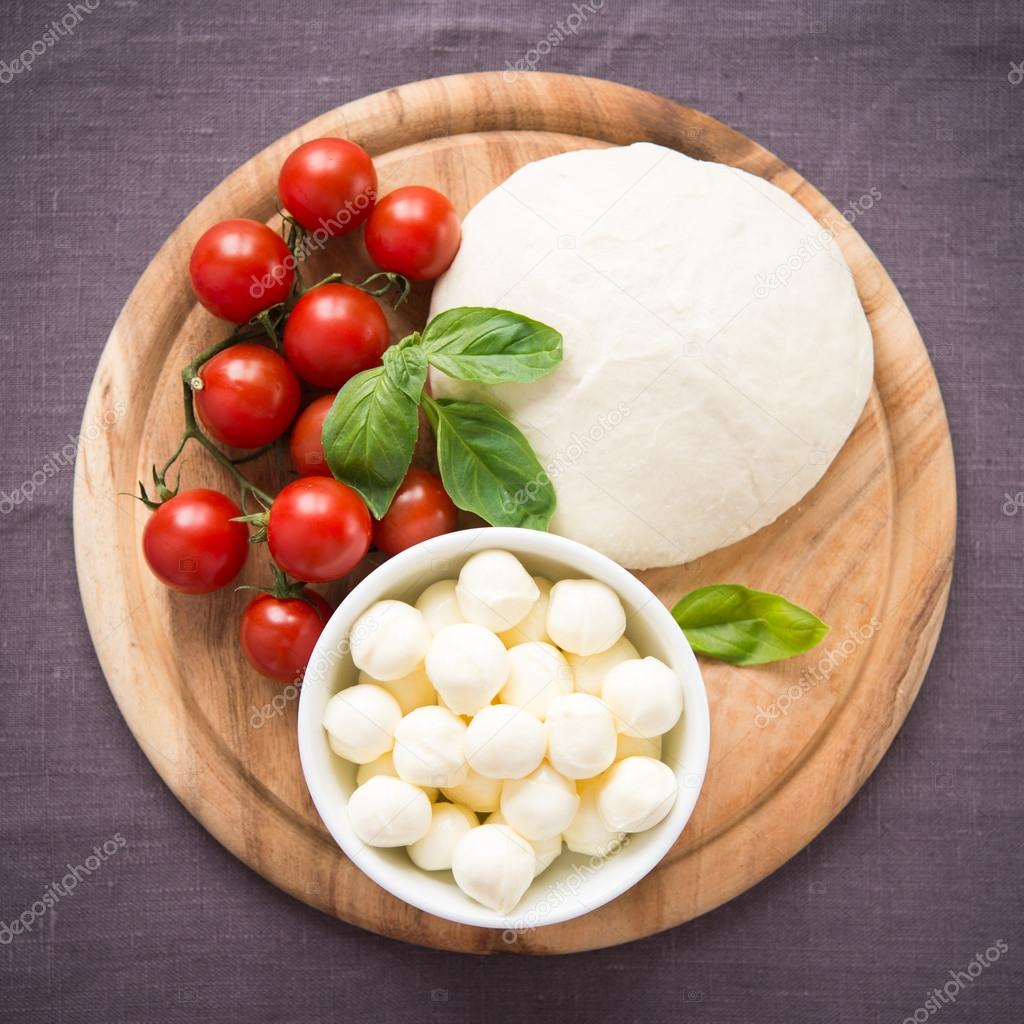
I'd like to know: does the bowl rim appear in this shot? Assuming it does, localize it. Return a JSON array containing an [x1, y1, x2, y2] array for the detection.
[[297, 526, 711, 930]]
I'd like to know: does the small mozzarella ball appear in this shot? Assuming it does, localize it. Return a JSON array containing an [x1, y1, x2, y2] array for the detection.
[[602, 657, 683, 738], [350, 600, 431, 682], [456, 550, 540, 632], [497, 577, 553, 646], [358, 664, 436, 715], [425, 623, 509, 714], [407, 802, 478, 871], [546, 579, 626, 655], [452, 824, 536, 914], [596, 756, 678, 833], [322, 684, 402, 764], [545, 693, 617, 780], [465, 705, 547, 780], [488, 810, 562, 877], [501, 762, 579, 840], [566, 635, 639, 696], [392, 706, 469, 788], [615, 732, 662, 762], [348, 776, 432, 847], [415, 579, 464, 633], [355, 752, 438, 802], [563, 778, 626, 857], [499, 642, 573, 720], [442, 768, 503, 813]]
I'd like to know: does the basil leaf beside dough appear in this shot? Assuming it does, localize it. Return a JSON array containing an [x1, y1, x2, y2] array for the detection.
[[671, 584, 830, 665], [322, 367, 419, 519], [425, 397, 555, 530], [382, 338, 428, 404], [420, 307, 563, 384]]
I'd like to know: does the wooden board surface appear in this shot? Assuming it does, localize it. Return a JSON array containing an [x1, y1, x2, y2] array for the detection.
[[72, 72, 956, 954]]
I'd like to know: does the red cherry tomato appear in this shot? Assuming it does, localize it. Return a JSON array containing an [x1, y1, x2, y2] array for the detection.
[[289, 394, 336, 477], [278, 137, 377, 235], [364, 186, 461, 281], [194, 343, 301, 449], [240, 589, 333, 683], [282, 284, 389, 390], [267, 477, 371, 583], [189, 219, 294, 323], [373, 469, 459, 555], [142, 488, 249, 594]]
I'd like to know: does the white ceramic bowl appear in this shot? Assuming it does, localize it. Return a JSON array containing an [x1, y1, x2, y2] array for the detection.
[[297, 527, 710, 931]]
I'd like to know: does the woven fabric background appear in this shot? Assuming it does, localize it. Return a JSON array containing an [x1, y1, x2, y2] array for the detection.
[[1, 1, 1021, 1020]]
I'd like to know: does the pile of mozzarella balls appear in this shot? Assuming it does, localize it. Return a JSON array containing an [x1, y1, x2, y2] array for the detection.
[[322, 549, 684, 915]]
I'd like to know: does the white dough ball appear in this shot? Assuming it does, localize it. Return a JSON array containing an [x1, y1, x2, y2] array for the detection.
[[358, 664, 436, 715], [546, 579, 626, 655], [392, 706, 469, 788], [615, 732, 662, 762], [545, 693, 617, 779], [563, 778, 626, 857], [442, 768, 503, 813], [348, 776, 432, 847], [602, 657, 683, 738], [425, 623, 509, 714], [497, 577, 553, 646], [501, 762, 579, 840], [596, 756, 678, 833], [355, 752, 438, 802], [407, 802, 478, 871], [465, 704, 547, 780], [455, 550, 540, 632], [452, 824, 536, 914], [414, 579, 464, 633], [566, 635, 639, 696], [487, 810, 562, 877], [322, 684, 402, 764], [499, 642, 573, 720], [350, 600, 431, 682]]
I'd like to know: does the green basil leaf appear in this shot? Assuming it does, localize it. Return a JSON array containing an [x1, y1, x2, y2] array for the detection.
[[421, 307, 563, 384], [322, 367, 418, 518], [382, 337, 427, 404], [425, 397, 555, 530], [671, 584, 830, 666]]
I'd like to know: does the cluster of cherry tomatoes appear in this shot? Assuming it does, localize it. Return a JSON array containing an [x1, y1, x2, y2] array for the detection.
[[142, 137, 462, 684]]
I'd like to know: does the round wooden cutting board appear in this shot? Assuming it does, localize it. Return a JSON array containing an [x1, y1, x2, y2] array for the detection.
[[73, 72, 955, 954]]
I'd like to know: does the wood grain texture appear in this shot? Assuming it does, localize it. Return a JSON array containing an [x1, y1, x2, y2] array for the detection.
[[72, 72, 956, 954]]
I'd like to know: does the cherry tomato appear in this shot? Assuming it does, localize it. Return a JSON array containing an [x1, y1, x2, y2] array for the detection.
[[289, 394, 336, 477], [194, 343, 301, 449], [282, 284, 389, 390], [278, 137, 377, 236], [189, 219, 294, 323], [142, 488, 249, 594], [373, 469, 459, 555], [240, 589, 333, 683], [267, 477, 371, 583], [364, 186, 461, 281]]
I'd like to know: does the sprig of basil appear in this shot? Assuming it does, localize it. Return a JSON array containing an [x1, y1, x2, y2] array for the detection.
[[671, 584, 830, 665], [322, 366, 419, 518], [421, 307, 562, 384], [424, 396, 555, 530]]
